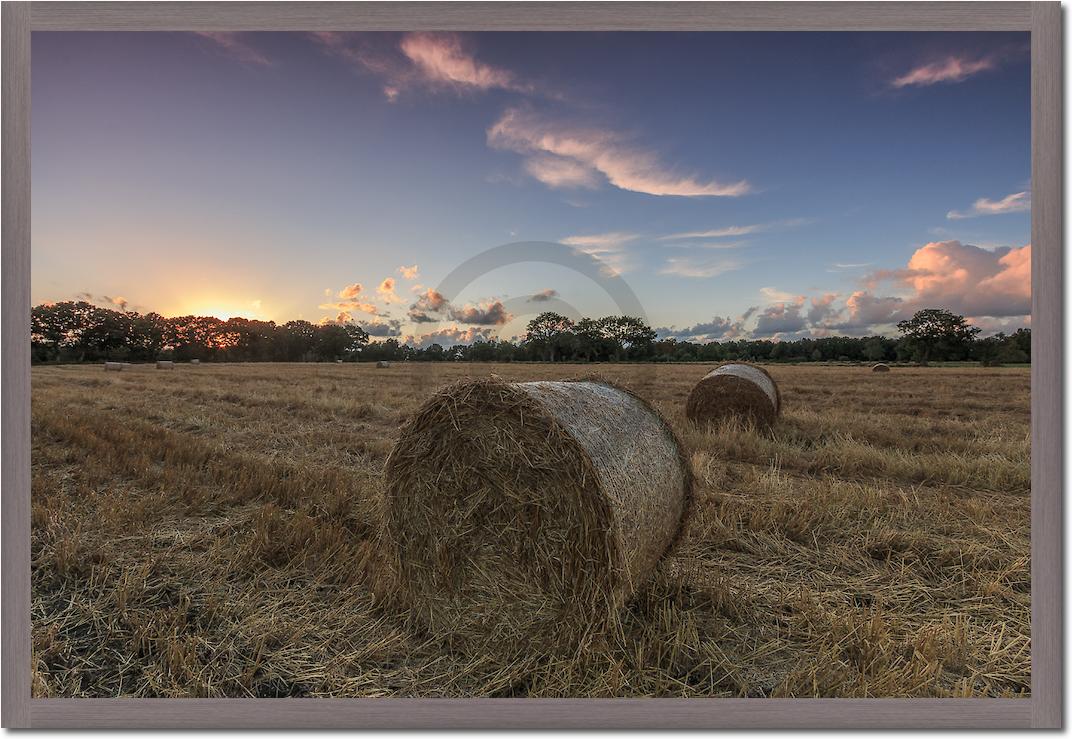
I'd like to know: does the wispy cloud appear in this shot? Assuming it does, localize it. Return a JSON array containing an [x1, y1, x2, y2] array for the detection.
[[193, 32, 272, 67], [310, 32, 534, 102], [560, 232, 639, 275], [399, 33, 531, 94], [891, 54, 995, 88], [659, 256, 743, 279], [947, 190, 1030, 220], [659, 224, 765, 241], [319, 299, 378, 315], [488, 107, 750, 197], [760, 286, 803, 304]]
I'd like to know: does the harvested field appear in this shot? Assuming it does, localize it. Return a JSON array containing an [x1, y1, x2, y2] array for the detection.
[[30, 362, 1030, 698]]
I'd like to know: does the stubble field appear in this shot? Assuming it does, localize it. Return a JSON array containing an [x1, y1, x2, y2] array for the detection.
[[30, 361, 1030, 698]]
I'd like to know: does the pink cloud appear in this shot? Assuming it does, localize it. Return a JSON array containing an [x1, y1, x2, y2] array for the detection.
[[397, 264, 420, 280], [399, 33, 528, 94], [488, 107, 751, 198], [318, 300, 378, 315], [193, 32, 271, 67], [891, 55, 995, 88], [947, 190, 1030, 219], [338, 283, 363, 299], [449, 300, 512, 326], [377, 277, 403, 304]]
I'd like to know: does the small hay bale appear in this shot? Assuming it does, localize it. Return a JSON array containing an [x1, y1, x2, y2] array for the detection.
[[872, 363, 891, 372], [385, 378, 692, 655], [376, 360, 391, 368], [156, 360, 175, 370], [190, 359, 200, 365], [103, 361, 123, 372], [686, 363, 780, 427]]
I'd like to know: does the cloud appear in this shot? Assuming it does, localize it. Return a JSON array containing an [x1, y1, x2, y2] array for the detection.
[[891, 54, 995, 88], [318, 300, 378, 315], [358, 318, 403, 337], [760, 287, 802, 304], [338, 283, 364, 299], [947, 190, 1030, 220], [449, 300, 512, 326], [193, 32, 272, 67], [659, 224, 765, 241], [398, 264, 420, 280], [407, 287, 450, 323], [311, 32, 533, 102], [834, 240, 1031, 331], [488, 107, 750, 197], [807, 293, 841, 325], [528, 288, 559, 303], [103, 295, 129, 311], [561, 232, 639, 275], [405, 324, 495, 349], [657, 316, 744, 342], [753, 297, 808, 337], [377, 277, 403, 304], [659, 256, 744, 279], [523, 155, 601, 189], [399, 33, 530, 94]]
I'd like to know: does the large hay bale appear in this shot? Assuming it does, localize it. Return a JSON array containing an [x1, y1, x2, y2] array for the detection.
[[156, 360, 174, 370], [686, 363, 780, 427], [103, 361, 123, 372], [385, 378, 692, 654], [872, 363, 891, 372], [376, 360, 391, 368]]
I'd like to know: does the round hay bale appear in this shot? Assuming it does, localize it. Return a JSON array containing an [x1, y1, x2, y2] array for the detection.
[[103, 361, 123, 372], [376, 360, 391, 368], [385, 378, 692, 654], [685, 363, 780, 427], [190, 359, 200, 365], [871, 363, 891, 372], [156, 360, 175, 370]]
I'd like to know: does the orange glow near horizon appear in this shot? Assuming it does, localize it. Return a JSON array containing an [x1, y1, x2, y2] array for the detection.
[[175, 299, 266, 322]]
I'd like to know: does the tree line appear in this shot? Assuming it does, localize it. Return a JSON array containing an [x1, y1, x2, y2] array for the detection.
[[31, 301, 1030, 365]]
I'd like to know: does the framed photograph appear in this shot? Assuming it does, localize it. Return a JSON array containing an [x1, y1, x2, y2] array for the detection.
[[2, 1, 1062, 729]]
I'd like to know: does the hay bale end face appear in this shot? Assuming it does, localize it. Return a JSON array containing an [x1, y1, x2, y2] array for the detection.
[[156, 360, 175, 370], [385, 378, 692, 654], [376, 360, 391, 368], [103, 361, 123, 372], [872, 363, 891, 372], [686, 363, 780, 427]]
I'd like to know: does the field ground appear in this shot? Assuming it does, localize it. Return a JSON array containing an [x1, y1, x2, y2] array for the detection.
[[31, 362, 1030, 698]]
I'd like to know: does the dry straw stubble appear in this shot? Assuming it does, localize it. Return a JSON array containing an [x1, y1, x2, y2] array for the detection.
[[384, 378, 692, 656]]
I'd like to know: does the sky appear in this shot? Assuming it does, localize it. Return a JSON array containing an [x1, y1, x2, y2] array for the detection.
[[32, 31, 1031, 346]]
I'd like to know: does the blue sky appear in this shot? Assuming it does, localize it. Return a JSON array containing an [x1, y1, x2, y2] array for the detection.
[[32, 31, 1031, 345]]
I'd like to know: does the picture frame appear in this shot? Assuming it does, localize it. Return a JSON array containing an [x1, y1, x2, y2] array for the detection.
[[1, 1, 1062, 728]]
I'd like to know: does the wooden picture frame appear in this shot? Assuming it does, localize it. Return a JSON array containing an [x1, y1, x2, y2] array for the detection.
[[2, 1, 1062, 728]]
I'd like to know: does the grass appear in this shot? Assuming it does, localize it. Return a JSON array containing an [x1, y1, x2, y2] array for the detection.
[[30, 361, 1030, 698]]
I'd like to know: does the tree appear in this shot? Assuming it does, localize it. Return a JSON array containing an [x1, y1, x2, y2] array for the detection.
[[525, 312, 574, 361], [862, 337, 887, 362], [599, 316, 656, 361], [896, 308, 980, 365]]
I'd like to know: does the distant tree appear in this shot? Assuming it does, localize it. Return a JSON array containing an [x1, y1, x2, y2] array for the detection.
[[525, 312, 574, 361], [896, 308, 980, 365], [599, 316, 657, 361], [862, 337, 887, 362]]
